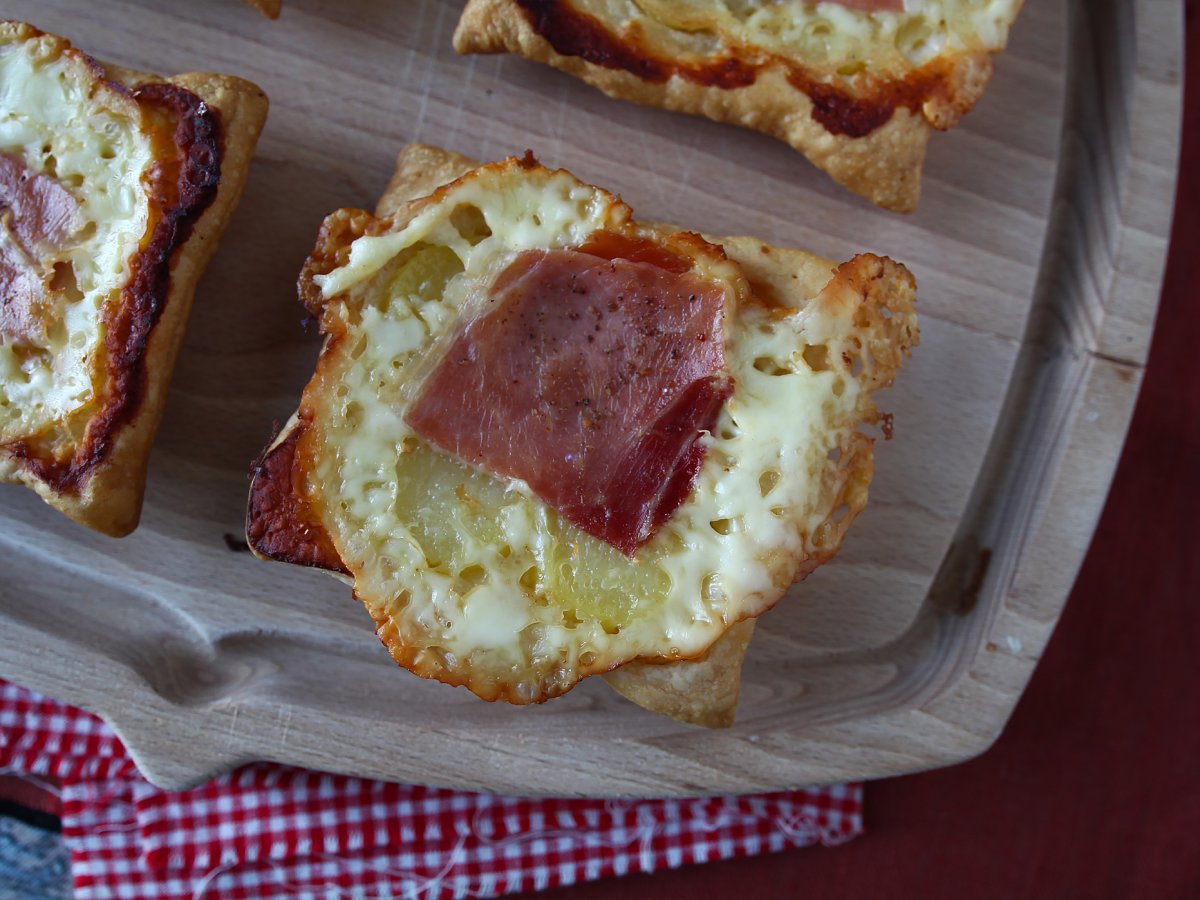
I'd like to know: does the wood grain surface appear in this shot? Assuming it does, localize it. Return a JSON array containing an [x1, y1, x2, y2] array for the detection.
[[0, 0, 1182, 794]]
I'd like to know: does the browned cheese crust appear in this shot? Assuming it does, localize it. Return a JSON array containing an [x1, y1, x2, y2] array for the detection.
[[0, 22, 268, 535], [246, 143, 918, 726], [454, 0, 1021, 211]]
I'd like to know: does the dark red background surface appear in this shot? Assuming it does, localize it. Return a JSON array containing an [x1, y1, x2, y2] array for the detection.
[[534, 3, 1200, 897], [3, 5, 1196, 898]]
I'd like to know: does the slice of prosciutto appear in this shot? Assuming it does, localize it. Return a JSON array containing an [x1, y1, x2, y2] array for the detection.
[[405, 238, 733, 556], [0, 152, 83, 258], [0, 151, 84, 346]]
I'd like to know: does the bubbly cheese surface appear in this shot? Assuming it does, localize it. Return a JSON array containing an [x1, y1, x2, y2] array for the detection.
[[306, 163, 882, 700], [583, 0, 1021, 73], [0, 38, 153, 444]]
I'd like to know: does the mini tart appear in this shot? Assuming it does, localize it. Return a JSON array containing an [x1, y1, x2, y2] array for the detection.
[[0, 22, 267, 535], [246, 144, 918, 715], [454, 0, 1024, 211]]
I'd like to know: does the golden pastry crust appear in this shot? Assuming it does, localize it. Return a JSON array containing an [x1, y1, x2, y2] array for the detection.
[[604, 617, 755, 727], [246, 143, 917, 724], [453, 0, 1022, 211], [0, 22, 268, 535]]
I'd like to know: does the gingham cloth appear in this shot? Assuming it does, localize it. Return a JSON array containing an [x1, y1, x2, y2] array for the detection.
[[0, 680, 862, 899]]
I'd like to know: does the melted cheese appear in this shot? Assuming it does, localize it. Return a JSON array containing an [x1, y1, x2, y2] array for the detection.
[[315, 169, 619, 298], [0, 37, 153, 443], [307, 164, 878, 700], [586, 0, 1021, 72]]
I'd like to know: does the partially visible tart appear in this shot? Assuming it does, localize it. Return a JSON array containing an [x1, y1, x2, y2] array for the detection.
[[0, 21, 268, 534]]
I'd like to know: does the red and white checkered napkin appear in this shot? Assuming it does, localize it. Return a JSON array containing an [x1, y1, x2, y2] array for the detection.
[[0, 679, 862, 899]]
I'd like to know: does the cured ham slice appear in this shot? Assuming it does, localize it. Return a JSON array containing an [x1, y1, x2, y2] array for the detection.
[[0, 151, 83, 257], [0, 151, 84, 346], [405, 241, 732, 556]]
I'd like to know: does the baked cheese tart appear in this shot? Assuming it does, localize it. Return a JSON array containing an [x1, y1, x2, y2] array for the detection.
[[246, 143, 917, 723], [0, 22, 267, 535], [454, 0, 1025, 211]]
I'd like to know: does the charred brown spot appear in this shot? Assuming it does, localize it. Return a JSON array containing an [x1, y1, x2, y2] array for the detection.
[[99, 83, 221, 430], [516, 0, 671, 82], [245, 420, 349, 574], [6, 81, 223, 493], [787, 61, 957, 137], [794, 76, 900, 137]]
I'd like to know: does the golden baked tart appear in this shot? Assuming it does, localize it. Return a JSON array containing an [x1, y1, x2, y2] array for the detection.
[[454, 0, 1025, 211], [0, 22, 267, 535], [246, 143, 918, 724]]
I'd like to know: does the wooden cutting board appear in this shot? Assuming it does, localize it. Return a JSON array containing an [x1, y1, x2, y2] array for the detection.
[[0, 0, 1182, 795]]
